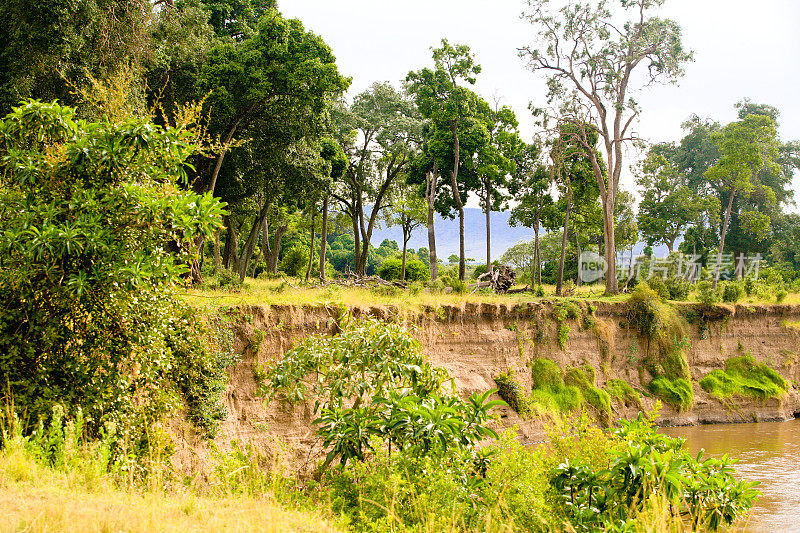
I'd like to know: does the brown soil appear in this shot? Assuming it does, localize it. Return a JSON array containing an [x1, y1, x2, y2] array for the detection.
[[193, 301, 800, 470]]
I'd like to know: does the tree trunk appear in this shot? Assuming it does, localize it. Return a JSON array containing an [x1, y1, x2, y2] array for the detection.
[[305, 207, 316, 282], [485, 197, 492, 274], [319, 196, 329, 282], [351, 204, 361, 275], [401, 226, 409, 281], [534, 214, 542, 286], [238, 199, 271, 282], [575, 234, 583, 287], [222, 215, 238, 272], [602, 195, 619, 295], [213, 231, 222, 274], [267, 224, 286, 274], [556, 201, 571, 297], [426, 169, 439, 281], [450, 122, 465, 281], [713, 191, 736, 290]]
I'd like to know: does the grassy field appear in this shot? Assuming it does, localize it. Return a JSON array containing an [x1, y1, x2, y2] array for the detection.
[[0, 444, 338, 533], [183, 277, 799, 312]]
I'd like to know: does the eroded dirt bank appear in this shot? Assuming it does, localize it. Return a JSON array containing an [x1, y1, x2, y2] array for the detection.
[[210, 301, 800, 466]]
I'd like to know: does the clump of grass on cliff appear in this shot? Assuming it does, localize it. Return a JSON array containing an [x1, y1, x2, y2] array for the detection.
[[700, 354, 789, 401], [605, 379, 642, 409], [649, 377, 694, 411], [494, 370, 531, 417], [627, 282, 694, 410], [529, 359, 583, 413], [564, 366, 612, 423]]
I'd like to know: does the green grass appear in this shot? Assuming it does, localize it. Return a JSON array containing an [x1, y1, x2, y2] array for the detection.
[[648, 377, 694, 411], [605, 379, 642, 409], [699, 355, 789, 401], [563, 366, 612, 421], [528, 359, 589, 415]]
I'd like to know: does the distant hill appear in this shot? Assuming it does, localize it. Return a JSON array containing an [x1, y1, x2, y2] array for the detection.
[[369, 207, 671, 263], [369, 208, 537, 261]]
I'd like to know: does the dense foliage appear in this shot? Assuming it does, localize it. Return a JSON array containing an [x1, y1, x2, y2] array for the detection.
[[0, 101, 228, 439]]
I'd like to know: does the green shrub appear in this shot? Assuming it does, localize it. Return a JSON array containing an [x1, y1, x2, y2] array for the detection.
[[649, 377, 693, 411], [377, 257, 430, 282], [215, 267, 243, 291], [776, 289, 788, 303], [0, 101, 226, 443], [494, 370, 531, 417], [720, 280, 745, 303], [665, 277, 691, 301], [699, 355, 788, 400], [535, 284, 545, 297], [696, 280, 718, 304], [605, 379, 642, 408], [557, 323, 571, 350], [645, 276, 670, 300], [279, 246, 308, 277]]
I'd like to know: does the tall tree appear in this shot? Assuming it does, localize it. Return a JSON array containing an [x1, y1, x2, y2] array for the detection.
[[383, 181, 427, 281], [509, 142, 552, 286], [636, 151, 720, 253], [521, 0, 692, 294], [332, 83, 420, 276], [407, 40, 481, 281], [705, 113, 781, 288], [475, 102, 521, 273]]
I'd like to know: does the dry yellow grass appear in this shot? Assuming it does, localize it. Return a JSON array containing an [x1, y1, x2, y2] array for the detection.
[[0, 446, 339, 533], [182, 278, 630, 312]]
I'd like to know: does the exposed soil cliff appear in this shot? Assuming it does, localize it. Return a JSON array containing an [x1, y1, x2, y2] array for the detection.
[[208, 301, 800, 467]]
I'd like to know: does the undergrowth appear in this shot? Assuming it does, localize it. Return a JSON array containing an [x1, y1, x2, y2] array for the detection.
[[605, 379, 643, 409], [700, 354, 789, 401], [648, 377, 694, 411], [494, 370, 531, 417]]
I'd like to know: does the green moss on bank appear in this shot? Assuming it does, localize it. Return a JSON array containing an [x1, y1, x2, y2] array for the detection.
[[605, 379, 642, 409], [700, 355, 788, 401], [649, 377, 693, 411]]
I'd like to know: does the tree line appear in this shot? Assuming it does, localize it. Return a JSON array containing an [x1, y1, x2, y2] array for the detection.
[[2, 0, 797, 294]]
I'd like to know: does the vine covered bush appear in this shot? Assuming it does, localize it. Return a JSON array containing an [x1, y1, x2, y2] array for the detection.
[[0, 101, 228, 442], [259, 318, 503, 469]]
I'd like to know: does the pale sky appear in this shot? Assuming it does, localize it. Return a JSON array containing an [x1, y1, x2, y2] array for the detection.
[[281, 0, 800, 202]]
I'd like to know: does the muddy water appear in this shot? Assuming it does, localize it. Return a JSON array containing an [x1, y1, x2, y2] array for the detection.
[[661, 418, 800, 532]]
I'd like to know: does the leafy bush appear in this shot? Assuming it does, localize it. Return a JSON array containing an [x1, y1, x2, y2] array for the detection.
[[696, 280, 719, 304], [214, 267, 243, 291], [649, 377, 694, 411], [720, 280, 745, 303], [645, 275, 670, 300], [665, 276, 691, 300], [535, 284, 545, 297], [494, 370, 530, 417], [699, 355, 788, 400], [0, 101, 226, 440], [279, 246, 308, 277], [377, 256, 430, 282], [259, 318, 503, 468], [776, 289, 788, 303]]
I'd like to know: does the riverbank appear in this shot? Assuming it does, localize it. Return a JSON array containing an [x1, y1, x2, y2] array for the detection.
[[190, 297, 800, 469]]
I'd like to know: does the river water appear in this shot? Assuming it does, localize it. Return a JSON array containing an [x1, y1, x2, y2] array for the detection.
[[661, 418, 800, 532]]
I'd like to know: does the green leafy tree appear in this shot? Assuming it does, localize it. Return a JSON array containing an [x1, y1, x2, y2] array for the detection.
[[705, 113, 781, 288], [636, 151, 719, 253], [0, 100, 225, 436], [407, 39, 482, 281], [332, 83, 421, 276], [509, 142, 552, 286], [521, 0, 693, 294]]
